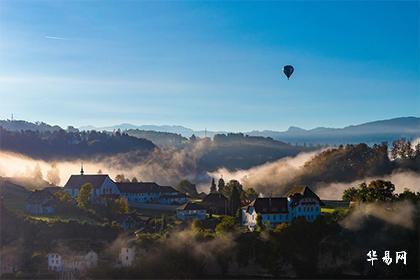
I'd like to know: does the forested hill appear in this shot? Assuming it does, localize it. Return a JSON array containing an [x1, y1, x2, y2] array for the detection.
[[199, 133, 308, 170], [0, 120, 62, 132], [278, 141, 420, 194], [126, 129, 188, 148], [0, 127, 156, 160]]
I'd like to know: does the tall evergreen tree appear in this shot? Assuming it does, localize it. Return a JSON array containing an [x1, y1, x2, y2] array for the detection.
[[218, 177, 225, 193], [210, 178, 217, 193], [229, 186, 241, 216]]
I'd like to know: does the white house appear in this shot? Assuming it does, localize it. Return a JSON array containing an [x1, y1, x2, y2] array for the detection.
[[118, 247, 135, 267], [63, 172, 120, 201], [242, 186, 322, 231], [176, 202, 207, 221], [47, 251, 98, 273], [47, 253, 63, 272]]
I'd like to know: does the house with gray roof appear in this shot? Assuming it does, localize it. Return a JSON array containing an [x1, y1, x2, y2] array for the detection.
[[176, 202, 207, 221], [116, 182, 187, 205], [242, 186, 322, 231], [63, 169, 120, 201]]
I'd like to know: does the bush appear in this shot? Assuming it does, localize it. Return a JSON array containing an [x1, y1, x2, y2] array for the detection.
[[215, 216, 236, 233]]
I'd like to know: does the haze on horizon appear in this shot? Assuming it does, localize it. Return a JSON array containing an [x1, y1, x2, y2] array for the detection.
[[0, 1, 418, 131]]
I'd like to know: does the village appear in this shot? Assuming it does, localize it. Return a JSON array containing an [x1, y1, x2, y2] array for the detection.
[[1, 165, 330, 278]]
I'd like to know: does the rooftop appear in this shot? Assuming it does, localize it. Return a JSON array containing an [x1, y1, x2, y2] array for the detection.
[[64, 174, 110, 189]]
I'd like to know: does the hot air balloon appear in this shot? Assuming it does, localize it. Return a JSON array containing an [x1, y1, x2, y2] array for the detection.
[[282, 65, 294, 79]]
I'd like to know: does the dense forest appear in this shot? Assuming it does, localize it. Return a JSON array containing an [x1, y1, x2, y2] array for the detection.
[[126, 129, 188, 148], [0, 127, 156, 160], [282, 141, 420, 193], [199, 133, 307, 170]]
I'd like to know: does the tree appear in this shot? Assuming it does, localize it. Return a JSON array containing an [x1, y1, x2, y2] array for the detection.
[[368, 180, 395, 202], [176, 179, 198, 196], [342, 180, 396, 203], [391, 139, 414, 160], [77, 183, 93, 208], [215, 216, 236, 233], [54, 190, 72, 203], [160, 214, 167, 233], [112, 198, 129, 214], [397, 188, 420, 202], [256, 214, 265, 232], [210, 178, 217, 193], [115, 174, 129, 182], [223, 179, 243, 199], [218, 177, 225, 193], [229, 186, 241, 216], [243, 188, 258, 202], [342, 187, 359, 202], [131, 177, 138, 183]]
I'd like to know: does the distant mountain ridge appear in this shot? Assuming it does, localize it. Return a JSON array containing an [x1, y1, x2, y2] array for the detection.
[[247, 117, 420, 144], [1, 117, 419, 145], [79, 117, 419, 145]]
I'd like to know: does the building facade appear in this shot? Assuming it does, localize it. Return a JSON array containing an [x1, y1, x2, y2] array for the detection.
[[118, 247, 135, 267], [117, 182, 187, 205], [63, 174, 120, 201], [242, 186, 322, 231], [26, 189, 57, 215], [176, 202, 207, 221]]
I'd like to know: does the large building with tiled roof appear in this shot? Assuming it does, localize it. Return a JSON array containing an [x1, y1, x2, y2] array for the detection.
[[116, 182, 187, 205], [64, 173, 120, 199], [242, 186, 321, 231], [63, 167, 187, 205]]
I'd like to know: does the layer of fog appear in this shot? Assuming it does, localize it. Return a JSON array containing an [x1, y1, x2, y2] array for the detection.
[[0, 140, 211, 188], [1, 140, 418, 198], [209, 149, 419, 199], [208, 149, 324, 195], [316, 171, 420, 200], [340, 200, 417, 230]]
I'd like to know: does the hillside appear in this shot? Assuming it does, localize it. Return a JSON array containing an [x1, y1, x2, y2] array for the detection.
[[126, 129, 188, 148], [0, 120, 62, 132], [275, 142, 420, 195], [0, 127, 156, 160], [199, 133, 307, 170]]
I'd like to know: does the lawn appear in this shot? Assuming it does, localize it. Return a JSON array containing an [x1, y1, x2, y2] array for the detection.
[[321, 207, 349, 215], [26, 213, 104, 225]]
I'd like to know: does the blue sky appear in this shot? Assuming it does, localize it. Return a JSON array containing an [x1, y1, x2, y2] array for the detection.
[[0, 1, 418, 131]]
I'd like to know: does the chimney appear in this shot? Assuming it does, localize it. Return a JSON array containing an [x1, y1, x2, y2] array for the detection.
[[80, 163, 84, 175]]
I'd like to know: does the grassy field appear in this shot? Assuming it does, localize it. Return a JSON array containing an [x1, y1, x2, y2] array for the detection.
[[26, 213, 103, 225], [321, 207, 349, 215]]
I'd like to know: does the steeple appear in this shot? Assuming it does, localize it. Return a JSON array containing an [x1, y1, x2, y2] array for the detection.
[[80, 163, 84, 175]]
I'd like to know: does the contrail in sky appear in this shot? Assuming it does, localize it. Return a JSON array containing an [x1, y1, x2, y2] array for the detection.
[[45, 35, 68, 40]]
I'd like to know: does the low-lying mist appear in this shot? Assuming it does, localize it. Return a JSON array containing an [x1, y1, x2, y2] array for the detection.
[[0, 140, 212, 188], [1, 141, 419, 198], [208, 149, 324, 195]]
